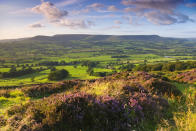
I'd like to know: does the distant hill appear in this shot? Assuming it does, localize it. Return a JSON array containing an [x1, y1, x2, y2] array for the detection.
[[187, 38, 196, 42], [17, 34, 187, 43], [0, 34, 195, 58], [0, 34, 188, 43]]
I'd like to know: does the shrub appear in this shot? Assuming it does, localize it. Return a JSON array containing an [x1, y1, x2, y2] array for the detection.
[[48, 69, 69, 81], [122, 86, 169, 121], [22, 80, 79, 97], [143, 78, 182, 97], [6, 93, 136, 130], [175, 69, 196, 84]]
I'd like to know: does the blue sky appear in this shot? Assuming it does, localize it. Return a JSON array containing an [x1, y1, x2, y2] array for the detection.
[[0, 0, 196, 39]]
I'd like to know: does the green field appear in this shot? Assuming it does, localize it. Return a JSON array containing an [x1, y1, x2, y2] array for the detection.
[[1, 54, 195, 86], [0, 35, 196, 130]]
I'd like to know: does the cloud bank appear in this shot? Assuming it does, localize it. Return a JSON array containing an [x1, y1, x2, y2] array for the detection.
[[29, 0, 193, 29], [31, 1, 93, 29], [32, 1, 68, 21], [122, 0, 193, 25]]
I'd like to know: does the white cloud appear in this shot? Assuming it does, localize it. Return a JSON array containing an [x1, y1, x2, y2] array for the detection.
[[144, 11, 194, 25], [144, 11, 177, 25], [28, 23, 44, 28], [87, 3, 104, 11], [122, 16, 133, 24], [114, 20, 122, 24], [70, 8, 90, 15], [122, 0, 183, 14], [31, 1, 68, 21], [57, 19, 87, 28], [30, 1, 93, 29], [105, 25, 121, 30], [108, 5, 118, 11], [122, 0, 193, 25], [52, 19, 94, 29]]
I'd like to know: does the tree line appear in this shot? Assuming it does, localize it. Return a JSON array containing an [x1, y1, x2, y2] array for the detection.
[[0, 66, 45, 78], [39, 60, 99, 67], [134, 61, 196, 72]]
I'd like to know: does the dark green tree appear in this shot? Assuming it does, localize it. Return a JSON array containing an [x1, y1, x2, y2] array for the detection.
[[48, 69, 69, 81]]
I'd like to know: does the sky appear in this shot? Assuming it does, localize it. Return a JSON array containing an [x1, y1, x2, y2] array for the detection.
[[0, 0, 196, 39]]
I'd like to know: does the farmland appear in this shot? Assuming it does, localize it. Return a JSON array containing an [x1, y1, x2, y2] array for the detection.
[[0, 35, 196, 86], [0, 35, 196, 130]]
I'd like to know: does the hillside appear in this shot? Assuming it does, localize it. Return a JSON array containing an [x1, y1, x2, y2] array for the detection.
[[0, 34, 196, 87], [1, 0, 196, 130], [0, 34, 195, 130], [0, 70, 195, 130], [0, 34, 195, 60]]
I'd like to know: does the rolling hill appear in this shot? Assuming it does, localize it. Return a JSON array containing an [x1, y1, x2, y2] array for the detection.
[[0, 34, 195, 60]]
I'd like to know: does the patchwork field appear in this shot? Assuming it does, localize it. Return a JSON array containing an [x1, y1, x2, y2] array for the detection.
[[0, 35, 196, 130], [0, 54, 195, 87]]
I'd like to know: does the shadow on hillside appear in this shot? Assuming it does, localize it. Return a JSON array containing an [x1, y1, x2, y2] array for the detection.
[[21, 80, 82, 99]]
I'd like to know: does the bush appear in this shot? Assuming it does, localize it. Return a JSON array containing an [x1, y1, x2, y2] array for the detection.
[[6, 93, 137, 130], [4, 71, 175, 130], [175, 69, 196, 84], [48, 69, 69, 81], [22, 80, 79, 97], [143, 78, 182, 97], [1, 67, 45, 78]]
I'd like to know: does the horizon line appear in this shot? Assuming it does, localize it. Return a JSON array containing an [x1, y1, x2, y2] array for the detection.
[[0, 33, 193, 41]]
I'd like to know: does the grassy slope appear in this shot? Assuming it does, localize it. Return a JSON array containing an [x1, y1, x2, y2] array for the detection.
[[0, 66, 100, 86], [0, 89, 29, 115], [0, 71, 195, 130], [0, 35, 195, 87], [1, 54, 195, 86]]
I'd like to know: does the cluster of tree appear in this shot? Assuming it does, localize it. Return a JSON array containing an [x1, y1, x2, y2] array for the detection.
[[81, 61, 99, 68], [48, 66, 57, 72], [39, 61, 67, 66], [134, 61, 196, 72], [119, 63, 135, 71], [0, 66, 45, 78], [1, 64, 36, 68], [48, 69, 69, 81], [17, 64, 36, 68], [38, 60, 99, 68], [93, 72, 114, 77]]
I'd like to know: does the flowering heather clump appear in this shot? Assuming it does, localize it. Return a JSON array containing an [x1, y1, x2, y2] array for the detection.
[[5, 92, 145, 130], [51, 93, 130, 130], [108, 71, 155, 82], [122, 86, 169, 123], [143, 78, 182, 97], [22, 80, 80, 97], [131, 72, 155, 81], [175, 69, 196, 84], [2, 71, 182, 130]]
